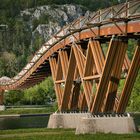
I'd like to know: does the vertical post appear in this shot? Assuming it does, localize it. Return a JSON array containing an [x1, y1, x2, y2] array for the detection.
[[0, 89, 4, 105], [0, 88, 5, 110]]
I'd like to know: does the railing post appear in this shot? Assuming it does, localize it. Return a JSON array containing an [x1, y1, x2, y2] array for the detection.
[[0, 88, 5, 110]]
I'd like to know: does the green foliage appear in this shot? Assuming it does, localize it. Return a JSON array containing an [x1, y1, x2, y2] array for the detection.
[[4, 90, 24, 105], [127, 39, 137, 60], [24, 76, 55, 105], [4, 77, 55, 106], [31, 36, 44, 53]]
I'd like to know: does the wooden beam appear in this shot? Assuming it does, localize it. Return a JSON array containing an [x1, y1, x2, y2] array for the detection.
[[69, 82, 81, 110], [83, 75, 101, 81], [25, 78, 45, 83], [27, 77, 46, 81], [83, 42, 95, 110], [55, 79, 65, 84], [55, 55, 63, 81], [83, 40, 104, 110], [79, 93, 88, 111], [31, 73, 47, 76], [122, 53, 131, 71], [116, 42, 140, 113], [68, 65, 81, 110], [72, 44, 92, 109], [89, 40, 105, 74], [59, 50, 69, 79], [103, 39, 128, 113], [49, 57, 62, 108], [0, 89, 4, 105], [72, 41, 104, 110], [61, 48, 76, 111], [91, 37, 121, 113]]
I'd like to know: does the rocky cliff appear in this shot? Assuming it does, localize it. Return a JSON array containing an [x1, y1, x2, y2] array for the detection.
[[21, 4, 88, 42]]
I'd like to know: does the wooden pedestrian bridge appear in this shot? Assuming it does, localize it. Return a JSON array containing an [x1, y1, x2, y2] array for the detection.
[[0, 0, 140, 119]]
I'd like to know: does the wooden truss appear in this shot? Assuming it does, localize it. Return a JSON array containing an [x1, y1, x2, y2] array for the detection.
[[49, 37, 139, 114]]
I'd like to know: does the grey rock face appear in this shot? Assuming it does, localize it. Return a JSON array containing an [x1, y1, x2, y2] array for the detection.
[[21, 4, 89, 42]]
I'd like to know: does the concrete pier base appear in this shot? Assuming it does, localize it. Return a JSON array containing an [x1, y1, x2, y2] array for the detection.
[[48, 112, 90, 128], [0, 105, 5, 111], [76, 115, 136, 134], [48, 113, 136, 134]]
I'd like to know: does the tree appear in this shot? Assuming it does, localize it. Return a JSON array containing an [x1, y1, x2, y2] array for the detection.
[[23, 77, 55, 105], [4, 90, 24, 105], [0, 52, 17, 77]]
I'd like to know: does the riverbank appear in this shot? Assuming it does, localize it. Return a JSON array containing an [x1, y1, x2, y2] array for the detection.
[[0, 106, 55, 115], [0, 128, 140, 140]]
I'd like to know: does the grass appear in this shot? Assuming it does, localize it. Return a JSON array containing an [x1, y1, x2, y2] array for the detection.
[[0, 107, 55, 115], [0, 128, 140, 140]]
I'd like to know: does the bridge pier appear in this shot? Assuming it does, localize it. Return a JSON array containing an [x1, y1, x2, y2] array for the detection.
[[48, 113, 136, 134], [48, 112, 90, 129], [0, 89, 5, 111], [76, 114, 136, 134]]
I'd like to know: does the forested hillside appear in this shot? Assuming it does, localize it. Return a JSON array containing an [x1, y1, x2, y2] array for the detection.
[[0, 0, 139, 112], [0, 0, 125, 77]]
